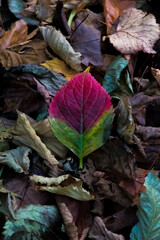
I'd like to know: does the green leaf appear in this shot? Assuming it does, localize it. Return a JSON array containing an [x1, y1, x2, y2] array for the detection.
[[40, 26, 82, 72], [30, 174, 94, 201], [103, 56, 133, 99], [130, 171, 160, 240], [0, 146, 31, 173], [117, 97, 135, 144], [3, 204, 61, 240]]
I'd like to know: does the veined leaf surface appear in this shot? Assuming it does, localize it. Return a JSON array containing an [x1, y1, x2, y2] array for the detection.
[[49, 72, 114, 168]]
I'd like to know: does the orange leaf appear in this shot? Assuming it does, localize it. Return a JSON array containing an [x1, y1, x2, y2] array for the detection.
[[103, 0, 136, 34]]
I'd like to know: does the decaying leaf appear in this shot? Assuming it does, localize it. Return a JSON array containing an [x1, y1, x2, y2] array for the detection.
[[0, 146, 31, 173], [10, 112, 58, 166], [56, 196, 92, 240], [30, 174, 94, 201], [0, 39, 49, 68], [117, 96, 135, 144], [40, 26, 82, 71], [0, 19, 28, 50], [130, 171, 160, 240], [41, 57, 78, 81], [103, 0, 136, 34], [49, 72, 114, 168], [89, 216, 125, 240], [109, 8, 160, 54], [3, 204, 61, 240], [151, 67, 160, 86]]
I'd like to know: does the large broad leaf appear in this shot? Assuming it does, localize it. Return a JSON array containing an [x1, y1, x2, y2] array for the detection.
[[49, 72, 114, 168], [0, 146, 31, 173], [3, 204, 61, 240], [30, 174, 94, 201], [109, 8, 160, 54], [130, 171, 160, 240], [103, 56, 133, 98], [40, 26, 82, 72]]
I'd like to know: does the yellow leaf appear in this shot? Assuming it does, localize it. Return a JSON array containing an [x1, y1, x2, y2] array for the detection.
[[41, 58, 78, 81]]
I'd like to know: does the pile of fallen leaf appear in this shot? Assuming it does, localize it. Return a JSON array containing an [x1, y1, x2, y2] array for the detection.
[[1, 0, 160, 239]]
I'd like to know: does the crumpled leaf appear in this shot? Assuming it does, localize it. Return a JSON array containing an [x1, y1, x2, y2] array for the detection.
[[41, 57, 78, 81], [117, 96, 135, 144], [40, 25, 82, 72], [49, 72, 114, 168], [103, 0, 136, 34], [10, 112, 58, 166], [30, 174, 94, 201], [151, 67, 160, 86], [56, 195, 92, 240], [0, 125, 10, 152], [0, 39, 49, 68], [32, 118, 68, 158], [103, 56, 133, 98], [17, 63, 67, 96], [8, 0, 39, 25], [109, 8, 160, 54], [70, 19, 103, 66], [130, 171, 160, 240], [3, 204, 61, 240], [0, 146, 31, 173], [0, 19, 27, 50], [89, 216, 125, 240]]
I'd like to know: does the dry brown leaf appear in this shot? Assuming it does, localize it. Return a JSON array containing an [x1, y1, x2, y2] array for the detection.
[[0, 19, 28, 50], [41, 58, 78, 81], [103, 0, 136, 34], [151, 67, 160, 86], [109, 8, 160, 54], [89, 216, 125, 240], [0, 39, 48, 68]]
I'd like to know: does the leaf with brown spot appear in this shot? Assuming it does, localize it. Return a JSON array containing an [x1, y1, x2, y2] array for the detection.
[[109, 8, 160, 54]]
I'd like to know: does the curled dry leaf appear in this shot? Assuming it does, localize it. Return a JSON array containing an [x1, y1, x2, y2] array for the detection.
[[40, 26, 82, 72], [0, 19, 28, 50], [109, 8, 160, 54], [10, 112, 58, 166], [30, 174, 94, 201], [151, 67, 160, 86], [56, 196, 92, 240], [89, 216, 125, 240], [103, 0, 136, 34]]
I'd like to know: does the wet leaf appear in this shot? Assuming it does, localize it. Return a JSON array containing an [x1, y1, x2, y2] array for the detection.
[[103, 0, 136, 34], [130, 171, 160, 240], [41, 57, 78, 81], [109, 8, 160, 54], [49, 72, 114, 168], [10, 112, 58, 166], [30, 174, 94, 201], [0, 146, 31, 173], [3, 204, 61, 240], [40, 25, 82, 71]]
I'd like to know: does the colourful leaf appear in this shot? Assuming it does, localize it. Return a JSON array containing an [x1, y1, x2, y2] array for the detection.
[[49, 72, 114, 168], [130, 171, 160, 240]]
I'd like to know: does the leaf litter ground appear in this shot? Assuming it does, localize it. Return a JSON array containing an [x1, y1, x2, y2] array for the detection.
[[1, 0, 160, 239]]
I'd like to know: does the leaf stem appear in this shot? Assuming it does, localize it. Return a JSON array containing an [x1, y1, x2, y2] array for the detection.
[[68, 9, 76, 28], [79, 156, 83, 169]]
